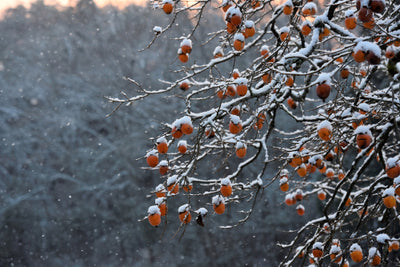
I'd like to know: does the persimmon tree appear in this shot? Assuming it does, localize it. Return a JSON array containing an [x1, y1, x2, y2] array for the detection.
[[108, 0, 400, 265]]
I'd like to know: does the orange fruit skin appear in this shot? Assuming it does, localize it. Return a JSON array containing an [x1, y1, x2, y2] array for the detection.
[[318, 128, 332, 141], [159, 203, 167, 216], [383, 195, 396, 208], [147, 155, 159, 168], [183, 184, 193, 192], [371, 255, 381, 265], [179, 82, 189, 91], [358, 7, 372, 22], [181, 45, 192, 54], [226, 85, 236, 97], [234, 39, 245, 51], [251, 0, 260, 8], [156, 191, 165, 198], [345, 17, 357, 29], [280, 32, 289, 42], [179, 211, 191, 224], [318, 192, 326, 201], [350, 250, 363, 263], [222, 4, 232, 12], [172, 127, 183, 139], [262, 73, 272, 84], [236, 84, 247, 96], [297, 167, 307, 177], [312, 249, 323, 258], [157, 142, 168, 154], [230, 14, 242, 27], [386, 165, 400, 178], [330, 254, 342, 263], [301, 24, 312, 36], [159, 166, 168, 175], [286, 76, 294, 86], [167, 183, 179, 194], [316, 83, 331, 100], [162, 3, 173, 14], [178, 145, 187, 154], [296, 208, 305, 216], [181, 123, 193, 135], [353, 50, 366, 63], [229, 122, 242, 134], [213, 203, 226, 214], [280, 183, 289, 192], [226, 22, 237, 34], [395, 186, 400, 196], [356, 134, 372, 149], [341, 68, 350, 79], [287, 98, 297, 109], [231, 108, 240, 116], [283, 5, 293, 15], [220, 184, 232, 197], [179, 53, 189, 63], [236, 147, 247, 158], [244, 27, 255, 38], [390, 241, 399, 251], [148, 213, 161, 227]]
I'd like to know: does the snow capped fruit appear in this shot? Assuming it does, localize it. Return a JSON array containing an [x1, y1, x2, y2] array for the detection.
[[243, 20, 255, 38], [179, 79, 190, 91], [220, 178, 232, 197], [146, 150, 159, 167], [235, 142, 247, 158], [229, 115, 242, 134], [296, 204, 305, 216], [221, 0, 232, 12], [212, 195, 226, 214], [178, 204, 191, 224], [350, 243, 363, 263], [162, 0, 173, 14], [226, 7, 242, 27], [358, 7, 373, 23], [236, 78, 248, 96], [302, 2, 317, 16], [369, 247, 381, 266], [355, 126, 372, 149], [280, 177, 289, 192], [178, 49, 189, 63], [283, 1, 293, 15], [301, 20, 312, 36], [386, 157, 400, 178], [280, 27, 290, 42], [148, 205, 161, 226], [155, 197, 167, 216], [317, 120, 333, 141], [233, 33, 245, 51], [389, 240, 399, 251], [157, 137, 168, 154], [312, 242, 324, 258], [178, 140, 187, 154], [180, 38, 192, 54], [158, 160, 169, 175], [382, 187, 396, 208], [167, 175, 179, 194], [345, 12, 357, 30], [155, 184, 166, 197]]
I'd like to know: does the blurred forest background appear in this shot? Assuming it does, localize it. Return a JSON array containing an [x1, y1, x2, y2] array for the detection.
[[0, 0, 326, 265]]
